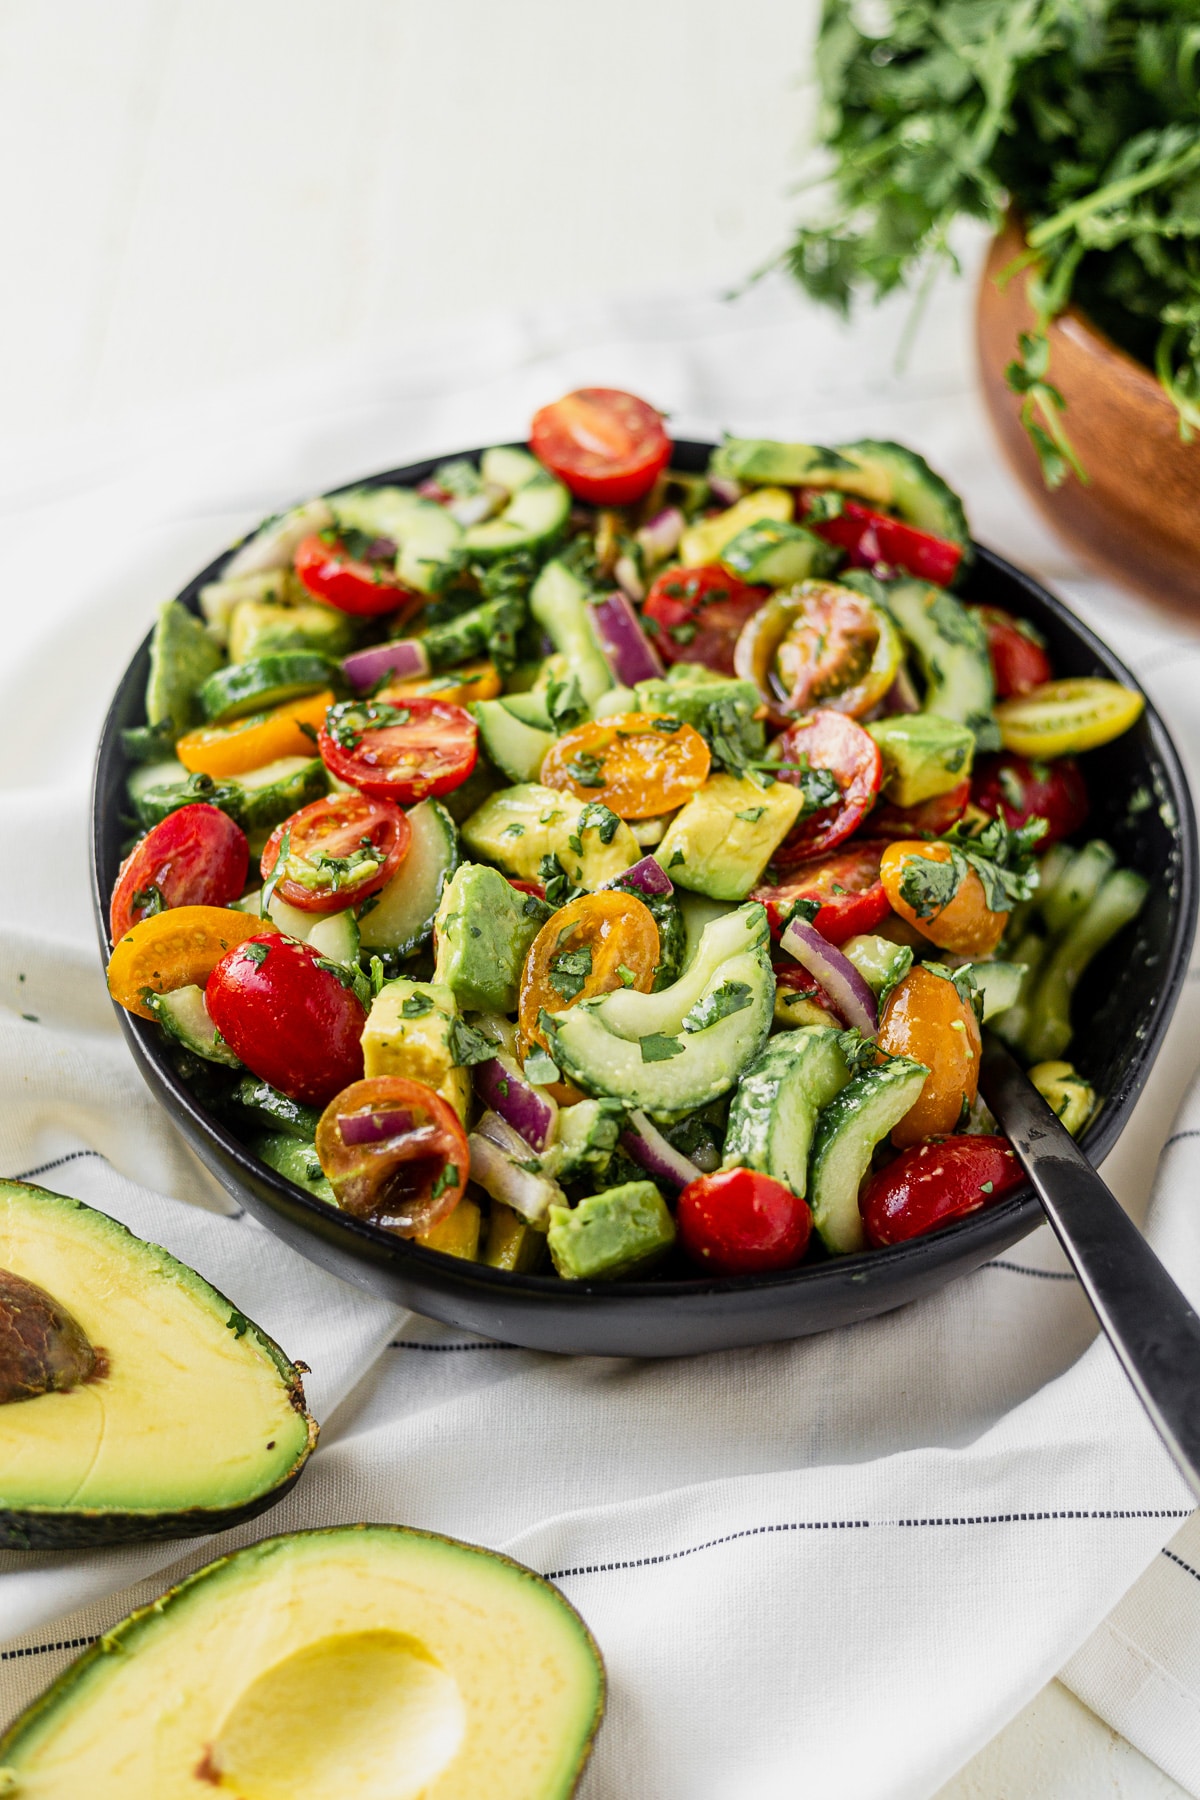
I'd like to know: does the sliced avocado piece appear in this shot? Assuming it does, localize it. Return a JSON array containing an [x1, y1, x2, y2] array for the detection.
[[529, 561, 612, 705], [361, 978, 471, 1122], [358, 798, 459, 957], [252, 1131, 335, 1203], [147, 985, 241, 1066], [655, 773, 804, 901], [710, 438, 970, 546], [144, 600, 224, 736], [463, 469, 570, 560], [867, 712, 975, 808], [632, 669, 765, 769], [883, 579, 999, 750], [548, 1181, 675, 1280], [227, 598, 354, 662], [461, 783, 640, 891], [722, 1027, 850, 1197], [1027, 1060, 1096, 1137], [679, 487, 793, 566], [475, 697, 555, 782], [433, 862, 549, 1013], [0, 1524, 605, 1797], [199, 651, 340, 724], [546, 903, 774, 1121], [720, 518, 841, 586], [0, 1181, 315, 1548], [808, 1059, 930, 1254], [549, 1097, 625, 1181], [200, 568, 302, 641]]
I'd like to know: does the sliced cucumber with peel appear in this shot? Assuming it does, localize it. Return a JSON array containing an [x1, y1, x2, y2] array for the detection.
[[530, 560, 612, 706], [358, 798, 459, 955], [198, 652, 338, 724], [884, 580, 997, 750], [474, 698, 554, 782], [808, 1058, 930, 1255], [1021, 868, 1149, 1063], [463, 471, 569, 560], [480, 445, 544, 492], [723, 1027, 850, 1198], [148, 986, 241, 1067]]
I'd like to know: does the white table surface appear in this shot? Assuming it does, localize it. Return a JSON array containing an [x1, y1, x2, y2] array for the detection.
[[0, 3, 1190, 1792]]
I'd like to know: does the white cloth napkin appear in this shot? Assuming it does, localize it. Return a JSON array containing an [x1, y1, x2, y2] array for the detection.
[[3, 265, 1200, 1800]]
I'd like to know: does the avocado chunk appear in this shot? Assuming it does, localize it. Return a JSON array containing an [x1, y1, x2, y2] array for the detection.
[[548, 1181, 676, 1280], [710, 438, 969, 547], [679, 486, 793, 566], [228, 597, 354, 662], [546, 902, 774, 1121], [361, 978, 471, 1122], [867, 712, 975, 807], [0, 1524, 605, 1798], [723, 1027, 850, 1197], [655, 773, 804, 901], [144, 599, 224, 736], [433, 862, 549, 1013], [0, 1180, 315, 1548], [632, 668, 765, 769], [462, 782, 640, 891]]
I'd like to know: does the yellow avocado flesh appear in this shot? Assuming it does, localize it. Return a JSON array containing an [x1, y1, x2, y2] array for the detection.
[[0, 1526, 605, 1800], [0, 1182, 311, 1517]]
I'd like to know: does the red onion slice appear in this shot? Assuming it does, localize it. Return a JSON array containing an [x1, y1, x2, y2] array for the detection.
[[337, 1108, 417, 1145], [589, 591, 663, 687], [780, 917, 879, 1035], [636, 506, 685, 565], [341, 639, 430, 692], [620, 1110, 703, 1189], [468, 1111, 566, 1225], [474, 1054, 558, 1152], [600, 854, 674, 899]]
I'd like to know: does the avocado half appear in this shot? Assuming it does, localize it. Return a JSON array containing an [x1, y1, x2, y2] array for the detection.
[[0, 1180, 316, 1548], [0, 1525, 606, 1799]]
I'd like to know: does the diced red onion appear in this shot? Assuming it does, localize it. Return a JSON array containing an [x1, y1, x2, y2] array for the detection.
[[635, 506, 685, 566], [337, 1108, 417, 1145], [468, 1112, 566, 1224], [620, 1110, 703, 1189], [589, 591, 663, 687], [341, 639, 430, 692], [474, 1055, 558, 1152], [780, 918, 879, 1035], [614, 554, 645, 602], [880, 666, 921, 715], [708, 476, 744, 506], [601, 854, 674, 899]]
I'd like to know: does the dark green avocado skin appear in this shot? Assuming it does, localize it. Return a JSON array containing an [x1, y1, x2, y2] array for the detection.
[[0, 1464, 307, 1552]]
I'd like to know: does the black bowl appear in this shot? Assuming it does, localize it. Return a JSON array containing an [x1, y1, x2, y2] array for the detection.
[[91, 442, 1198, 1356]]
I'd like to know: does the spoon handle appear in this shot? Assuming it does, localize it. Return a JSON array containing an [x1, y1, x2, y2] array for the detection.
[[981, 1035, 1200, 1500]]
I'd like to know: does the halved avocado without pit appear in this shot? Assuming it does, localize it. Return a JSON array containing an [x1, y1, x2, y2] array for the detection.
[[0, 1525, 606, 1799], [0, 1180, 316, 1548]]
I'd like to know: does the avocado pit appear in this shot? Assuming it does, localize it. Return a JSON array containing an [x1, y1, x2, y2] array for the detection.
[[0, 1268, 105, 1404]]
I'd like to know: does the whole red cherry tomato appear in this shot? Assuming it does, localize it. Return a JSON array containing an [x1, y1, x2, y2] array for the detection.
[[870, 780, 971, 841], [315, 1076, 468, 1236], [319, 696, 477, 803], [971, 752, 1088, 847], [798, 490, 962, 587], [261, 794, 410, 914], [530, 388, 671, 505], [751, 839, 890, 943], [860, 1135, 1024, 1248], [206, 934, 365, 1104], [293, 532, 413, 617], [110, 804, 248, 941], [972, 606, 1053, 699], [771, 710, 883, 865], [642, 565, 769, 677], [677, 1166, 811, 1275]]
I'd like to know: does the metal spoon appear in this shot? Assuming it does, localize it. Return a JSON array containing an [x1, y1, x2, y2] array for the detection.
[[981, 1034, 1200, 1500]]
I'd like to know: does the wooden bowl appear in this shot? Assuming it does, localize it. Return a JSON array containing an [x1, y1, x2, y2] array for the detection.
[[977, 217, 1200, 611]]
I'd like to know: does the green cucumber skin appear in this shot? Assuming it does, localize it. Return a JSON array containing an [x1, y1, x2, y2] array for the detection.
[[423, 594, 525, 672], [197, 652, 339, 724], [884, 580, 998, 750], [808, 1060, 929, 1255], [358, 799, 459, 957], [722, 1029, 849, 1196], [1020, 868, 1149, 1064]]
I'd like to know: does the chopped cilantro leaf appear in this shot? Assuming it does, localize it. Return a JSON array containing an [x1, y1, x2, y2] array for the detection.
[[401, 993, 435, 1017], [682, 980, 753, 1033], [548, 945, 593, 1002], [447, 1017, 495, 1068], [640, 1033, 684, 1062]]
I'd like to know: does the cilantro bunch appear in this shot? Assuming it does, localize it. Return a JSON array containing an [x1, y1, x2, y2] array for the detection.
[[785, 0, 1200, 482]]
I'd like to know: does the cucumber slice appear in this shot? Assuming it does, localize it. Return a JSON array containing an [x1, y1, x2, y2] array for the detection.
[[358, 798, 459, 955], [145, 600, 224, 735], [474, 698, 555, 782], [501, 691, 554, 729], [808, 1059, 930, 1254], [198, 652, 339, 724], [231, 1076, 322, 1139], [1039, 840, 1116, 937], [720, 520, 839, 586], [395, 501, 464, 595], [884, 580, 998, 750], [329, 486, 424, 543], [126, 759, 188, 805], [252, 1131, 335, 1203], [529, 561, 612, 705], [306, 909, 361, 965], [462, 471, 570, 561], [841, 934, 912, 998], [147, 986, 240, 1067], [965, 959, 1027, 1020], [223, 498, 334, 579], [1021, 868, 1149, 1063], [480, 445, 544, 492], [233, 757, 328, 830], [723, 1028, 850, 1197]]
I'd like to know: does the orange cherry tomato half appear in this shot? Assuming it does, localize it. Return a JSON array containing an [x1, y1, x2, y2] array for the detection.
[[176, 689, 334, 778], [540, 712, 711, 818], [530, 388, 671, 505], [751, 840, 891, 944], [879, 840, 1008, 957], [861, 1136, 1023, 1248], [260, 793, 411, 914], [642, 565, 769, 677], [876, 965, 981, 1147], [293, 532, 414, 617], [518, 891, 660, 1051], [318, 696, 477, 804], [314, 1076, 469, 1236], [106, 906, 279, 1019], [110, 804, 248, 941], [770, 710, 883, 866]]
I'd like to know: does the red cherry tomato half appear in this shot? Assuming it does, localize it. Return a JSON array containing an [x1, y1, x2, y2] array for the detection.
[[751, 839, 891, 944], [972, 606, 1053, 699], [314, 1076, 468, 1236], [529, 388, 671, 505], [508, 878, 546, 901], [860, 1135, 1024, 1248], [260, 794, 410, 915], [206, 934, 365, 1105], [771, 710, 883, 865], [319, 696, 478, 803], [970, 752, 1088, 847], [110, 804, 248, 942], [772, 958, 842, 1020], [293, 533, 413, 618], [798, 490, 963, 587], [643, 565, 769, 677], [677, 1166, 812, 1275], [870, 779, 971, 841]]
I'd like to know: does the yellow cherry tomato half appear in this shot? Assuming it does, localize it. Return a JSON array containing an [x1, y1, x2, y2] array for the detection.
[[176, 690, 334, 777], [540, 712, 711, 818], [376, 660, 502, 707], [995, 677, 1144, 759], [106, 905, 280, 1019], [879, 839, 1008, 958], [519, 891, 660, 1051], [734, 580, 900, 724], [877, 965, 981, 1147]]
